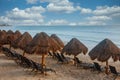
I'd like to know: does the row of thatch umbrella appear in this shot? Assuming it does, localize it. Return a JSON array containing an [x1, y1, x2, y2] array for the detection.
[[0, 30, 22, 48], [12, 32, 32, 55], [0, 30, 120, 74], [63, 38, 120, 74], [0, 30, 64, 69]]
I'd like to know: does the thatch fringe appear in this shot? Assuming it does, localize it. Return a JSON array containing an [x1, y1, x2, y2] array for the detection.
[[89, 38, 120, 62], [62, 38, 88, 56]]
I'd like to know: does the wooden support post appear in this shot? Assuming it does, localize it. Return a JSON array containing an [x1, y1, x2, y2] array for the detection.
[[74, 55, 76, 66], [9, 45, 11, 50], [41, 54, 46, 73], [105, 60, 109, 75], [23, 51, 25, 56]]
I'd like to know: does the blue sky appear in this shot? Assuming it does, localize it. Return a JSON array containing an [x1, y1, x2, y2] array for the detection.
[[0, 0, 120, 26]]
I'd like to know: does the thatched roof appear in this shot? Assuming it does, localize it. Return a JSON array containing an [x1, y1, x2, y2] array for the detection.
[[7, 30, 14, 34], [25, 32, 61, 54], [14, 32, 32, 50], [89, 38, 120, 62], [49, 37, 61, 52], [51, 34, 64, 48], [14, 30, 22, 40], [0, 30, 7, 45], [5, 30, 14, 44], [62, 38, 88, 56], [11, 30, 22, 48]]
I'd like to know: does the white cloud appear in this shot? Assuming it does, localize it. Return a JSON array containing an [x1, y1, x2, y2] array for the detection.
[[41, 0, 93, 14], [40, 0, 72, 5], [76, 6, 92, 14], [42, 0, 76, 13], [87, 16, 111, 21], [93, 6, 120, 16], [0, 6, 45, 25], [1, 0, 120, 26], [40, 0, 58, 3], [81, 8, 92, 14], [46, 19, 68, 25], [7, 8, 43, 20], [26, 0, 38, 4], [111, 13, 120, 18], [77, 6, 120, 26], [47, 3, 76, 13], [0, 16, 13, 24], [25, 6, 45, 13]]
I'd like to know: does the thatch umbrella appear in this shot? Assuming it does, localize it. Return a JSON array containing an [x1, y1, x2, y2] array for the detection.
[[14, 30, 22, 40], [49, 37, 61, 53], [0, 30, 7, 45], [51, 34, 64, 48], [0, 30, 7, 51], [14, 32, 32, 56], [89, 38, 120, 74], [25, 32, 61, 54], [62, 38, 88, 58], [10, 30, 22, 49], [5, 30, 15, 49], [25, 32, 61, 71]]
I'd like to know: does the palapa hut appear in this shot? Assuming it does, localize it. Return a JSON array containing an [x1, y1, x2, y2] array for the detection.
[[51, 34, 64, 48], [25, 32, 61, 71], [62, 38, 88, 59], [5, 30, 14, 49], [14, 30, 22, 40], [11, 30, 22, 48], [0, 30, 7, 51], [0, 30, 7, 45], [89, 38, 120, 74], [25, 33, 47, 54], [25, 32, 61, 54], [49, 37, 61, 53], [13, 32, 32, 56]]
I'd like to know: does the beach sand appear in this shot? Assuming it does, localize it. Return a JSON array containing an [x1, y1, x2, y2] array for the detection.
[[0, 47, 120, 80]]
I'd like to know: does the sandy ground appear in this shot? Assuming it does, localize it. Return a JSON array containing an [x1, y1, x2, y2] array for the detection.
[[0, 47, 120, 80]]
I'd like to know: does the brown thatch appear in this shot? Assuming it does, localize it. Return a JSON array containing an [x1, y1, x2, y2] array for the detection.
[[62, 38, 88, 56], [51, 34, 64, 48], [14, 30, 22, 40], [89, 38, 120, 62], [7, 30, 14, 34], [25, 32, 61, 54], [25, 32, 49, 54], [14, 32, 32, 50], [5, 30, 14, 44], [49, 37, 61, 53], [0, 30, 7, 45], [89, 38, 120, 74], [11, 30, 22, 48], [25, 32, 61, 71], [33, 32, 50, 54]]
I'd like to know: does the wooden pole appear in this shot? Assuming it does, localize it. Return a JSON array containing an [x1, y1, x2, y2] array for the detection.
[[74, 55, 76, 65], [41, 54, 46, 73], [9, 45, 11, 50], [105, 60, 109, 75], [23, 51, 25, 56]]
